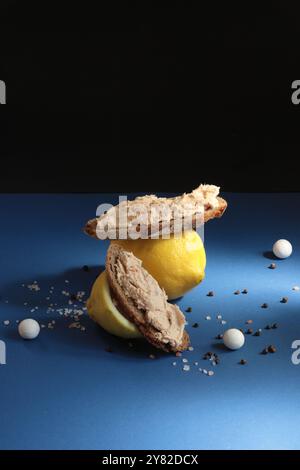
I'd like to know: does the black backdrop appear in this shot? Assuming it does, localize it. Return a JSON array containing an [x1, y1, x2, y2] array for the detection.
[[1, 1, 300, 193]]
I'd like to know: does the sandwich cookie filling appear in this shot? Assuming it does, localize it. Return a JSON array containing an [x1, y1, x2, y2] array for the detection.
[[113, 249, 186, 349]]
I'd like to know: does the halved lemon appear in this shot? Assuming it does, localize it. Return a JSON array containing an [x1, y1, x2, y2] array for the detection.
[[87, 271, 141, 339]]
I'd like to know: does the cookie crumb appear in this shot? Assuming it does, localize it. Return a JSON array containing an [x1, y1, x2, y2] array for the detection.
[[261, 303, 268, 309], [234, 290, 240, 295], [207, 291, 214, 297], [192, 322, 199, 328], [268, 345, 276, 353], [246, 319, 253, 324], [239, 359, 247, 365], [269, 263, 276, 269], [281, 296, 288, 304], [185, 307, 192, 313], [242, 289, 248, 294]]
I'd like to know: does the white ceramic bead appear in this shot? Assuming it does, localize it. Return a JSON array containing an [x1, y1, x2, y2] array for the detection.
[[18, 319, 40, 340], [223, 328, 245, 350], [272, 239, 292, 259]]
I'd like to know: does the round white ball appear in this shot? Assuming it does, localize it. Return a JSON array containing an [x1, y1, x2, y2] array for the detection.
[[223, 328, 245, 350], [18, 319, 40, 340], [272, 239, 292, 259]]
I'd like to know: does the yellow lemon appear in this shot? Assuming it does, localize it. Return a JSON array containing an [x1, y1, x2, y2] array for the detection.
[[111, 230, 206, 300], [87, 271, 142, 339]]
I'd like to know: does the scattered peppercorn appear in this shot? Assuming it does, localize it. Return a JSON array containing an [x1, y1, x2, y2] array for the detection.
[[261, 348, 269, 355], [203, 352, 212, 360], [192, 322, 199, 328], [269, 263, 276, 269], [207, 291, 214, 297], [272, 323, 278, 329], [234, 290, 240, 295], [216, 334, 223, 340], [261, 303, 268, 308], [82, 265, 89, 272], [253, 330, 261, 336], [239, 359, 247, 365], [242, 289, 248, 294], [281, 297, 288, 303], [268, 345, 276, 353], [185, 307, 192, 313], [265, 324, 271, 330], [246, 328, 253, 334]]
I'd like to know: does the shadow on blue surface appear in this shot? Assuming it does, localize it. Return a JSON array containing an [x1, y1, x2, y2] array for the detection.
[[0, 264, 165, 361], [263, 251, 279, 260]]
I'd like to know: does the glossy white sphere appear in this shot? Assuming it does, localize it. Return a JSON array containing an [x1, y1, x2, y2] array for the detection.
[[272, 239, 292, 259], [18, 319, 40, 340], [223, 328, 245, 350]]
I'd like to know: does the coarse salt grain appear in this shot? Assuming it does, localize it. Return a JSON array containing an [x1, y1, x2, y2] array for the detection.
[[27, 283, 40, 292], [293, 286, 300, 291], [188, 346, 194, 351], [208, 370, 214, 376], [3, 320, 9, 325], [205, 315, 211, 321], [183, 365, 190, 371]]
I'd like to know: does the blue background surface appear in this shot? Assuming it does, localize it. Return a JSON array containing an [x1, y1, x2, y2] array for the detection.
[[0, 192, 300, 450]]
